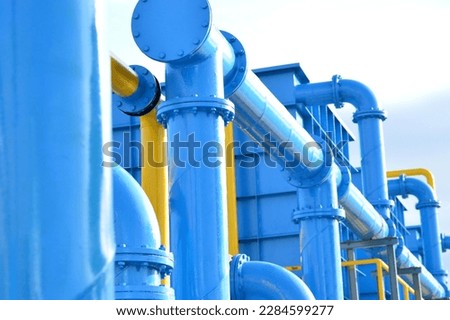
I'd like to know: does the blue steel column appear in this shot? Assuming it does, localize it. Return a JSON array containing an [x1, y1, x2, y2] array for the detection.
[[132, 0, 234, 299], [0, 1, 114, 298], [294, 165, 345, 299], [388, 176, 449, 293]]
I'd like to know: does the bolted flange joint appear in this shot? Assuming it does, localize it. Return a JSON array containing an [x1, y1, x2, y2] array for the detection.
[[353, 108, 387, 123], [112, 65, 161, 116], [221, 31, 247, 98], [115, 245, 175, 300], [287, 135, 334, 189], [230, 254, 250, 300], [156, 97, 235, 128]]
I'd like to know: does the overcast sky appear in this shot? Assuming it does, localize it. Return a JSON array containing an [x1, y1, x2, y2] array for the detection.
[[107, 0, 450, 274]]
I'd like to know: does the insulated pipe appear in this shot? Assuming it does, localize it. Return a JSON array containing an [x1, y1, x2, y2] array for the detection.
[[0, 0, 114, 298], [113, 166, 174, 300], [295, 78, 391, 219], [132, 0, 234, 299], [230, 255, 315, 300], [387, 168, 436, 190], [388, 176, 448, 291]]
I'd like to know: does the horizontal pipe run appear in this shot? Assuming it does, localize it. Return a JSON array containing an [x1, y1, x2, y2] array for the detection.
[[231, 255, 315, 300], [111, 55, 139, 97]]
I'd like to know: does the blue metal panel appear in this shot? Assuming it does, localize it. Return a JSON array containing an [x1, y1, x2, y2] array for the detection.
[[0, 0, 114, 299], [111, 106, 142, 183]]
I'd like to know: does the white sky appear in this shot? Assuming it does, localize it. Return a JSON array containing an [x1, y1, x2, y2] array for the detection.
[[107, 0, 450, 277]]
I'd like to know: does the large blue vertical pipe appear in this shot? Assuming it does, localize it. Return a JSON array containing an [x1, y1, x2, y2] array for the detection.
[[295, 79, 391, 219], [132, 0, 234, 299], [0, 1, 114, 298], [388, 176, 448, 292], [294, 167, 345, 299]]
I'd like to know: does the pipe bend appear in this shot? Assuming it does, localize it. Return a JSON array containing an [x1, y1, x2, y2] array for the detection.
[[113, 165, 161, 248], [388, 176, 439, 208], [231, 255, 315, 300], [337, 79, 378, 112]]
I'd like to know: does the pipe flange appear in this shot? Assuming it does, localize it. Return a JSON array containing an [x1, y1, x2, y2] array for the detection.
[[115, 246, 174, 277], [230, 254, 249, 300], [353, 109, 387, 122], [416, 199, 441, 209], [337, 165, 351, 199], [292, 207, 345, 224], [288, 135, 334, 188], [112, 65, 161, 116], [132, 0, 212, 63], [221, 31, 247, 98], [331, 75, 344, 108], [157, 97, 235, 127], [371, 199, 395, 215], [116, 285, 175, 300]]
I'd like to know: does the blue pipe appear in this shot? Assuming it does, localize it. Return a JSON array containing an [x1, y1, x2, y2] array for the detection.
[[230, 255, 315, 300], [113, 166, 174, 300], [294, 165, 345, 299], [443, 235, 450, 251], [0, 1, 114, 298], [132, 0, 234, 299], [295, 78, 392, 219], [388, 176, 448, 293]]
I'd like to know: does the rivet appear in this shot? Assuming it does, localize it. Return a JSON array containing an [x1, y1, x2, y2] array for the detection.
[[117, 101, 123, 107], [201, 2, 208, 9], [133, 13, 140, 20], [229, 37, 236, 43], [177, 50, 184, 56], [239, 66, 245, 72], [201, 21, 209, 28], [193, 39, 201, 45], [142, 69, 149, 75], [133, 32, 140, 38], [159, 52, 166, 59], [143, 46, 150, 52]]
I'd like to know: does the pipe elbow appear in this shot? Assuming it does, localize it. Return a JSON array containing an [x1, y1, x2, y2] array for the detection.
[[231, 255, 315, 300], [388, 176, 439, 209], [113, 165, 161, 249], [338, 79, 378, 112], [113, 165, 174, 300]]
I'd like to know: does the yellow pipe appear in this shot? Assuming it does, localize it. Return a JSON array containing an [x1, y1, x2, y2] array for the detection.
[[387, 168, 436, 190], [226, 123, 239, 255], [141, 108, 169, 250], [110, 54, 139, 97]]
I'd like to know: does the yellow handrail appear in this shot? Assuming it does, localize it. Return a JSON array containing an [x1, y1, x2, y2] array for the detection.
[[341, 258, 416, 300], [387, 168, 436, 190]]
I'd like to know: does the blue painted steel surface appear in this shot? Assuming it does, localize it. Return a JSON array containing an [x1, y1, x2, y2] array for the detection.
[[133, 0, 234, 299], [111, 107, 141, 182], [295, 167, 345, 299], [113, 166, 174, 300], [0, 0, 114, 298], [295, 78, 392, 220], [230, 255, 315, 300], [389, 177, 449, 294]]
